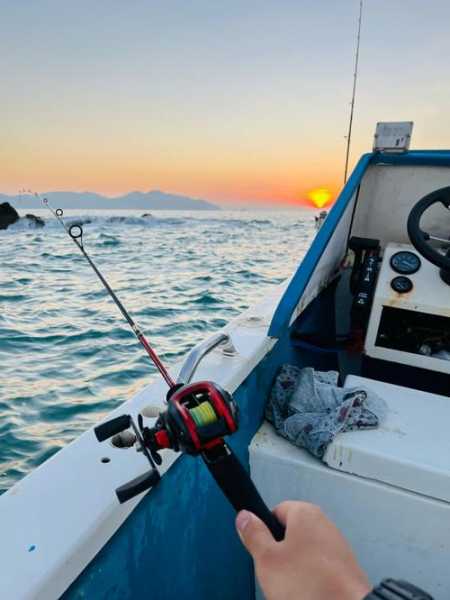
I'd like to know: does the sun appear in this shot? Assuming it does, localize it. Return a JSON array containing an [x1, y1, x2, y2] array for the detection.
[[307, 188, 332, 209]]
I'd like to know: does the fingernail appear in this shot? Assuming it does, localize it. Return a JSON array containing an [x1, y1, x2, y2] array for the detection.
[[236, 510, 251, 532]]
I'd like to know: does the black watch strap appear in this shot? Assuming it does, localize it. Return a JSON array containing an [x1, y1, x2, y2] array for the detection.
[[364, 578, 434, 600]]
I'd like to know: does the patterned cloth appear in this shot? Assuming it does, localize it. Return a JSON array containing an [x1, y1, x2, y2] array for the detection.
[[265, 365, 387, 459]]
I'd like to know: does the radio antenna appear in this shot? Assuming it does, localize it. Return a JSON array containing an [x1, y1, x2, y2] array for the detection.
[[344, 0, 363, 184]]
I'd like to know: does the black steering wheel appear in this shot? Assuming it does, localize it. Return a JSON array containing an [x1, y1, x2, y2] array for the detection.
[[407, 186, 450, 272]]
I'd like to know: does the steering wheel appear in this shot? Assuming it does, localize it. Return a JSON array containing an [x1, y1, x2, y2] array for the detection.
[[407, 186, 450, 272]]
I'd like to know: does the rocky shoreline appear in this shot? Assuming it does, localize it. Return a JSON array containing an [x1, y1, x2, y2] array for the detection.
[[0, 202, 45, 230]]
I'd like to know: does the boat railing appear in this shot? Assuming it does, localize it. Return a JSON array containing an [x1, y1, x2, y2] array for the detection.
[[177, 332, 237, 384]]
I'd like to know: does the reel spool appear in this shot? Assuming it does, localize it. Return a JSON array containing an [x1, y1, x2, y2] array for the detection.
[[190, 402, 217, 427]]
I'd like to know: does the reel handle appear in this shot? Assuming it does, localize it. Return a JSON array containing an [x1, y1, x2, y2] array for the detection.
[[203, 445, 285, 542], [116, 469, 161, 503], [94, 415, 131, 442]]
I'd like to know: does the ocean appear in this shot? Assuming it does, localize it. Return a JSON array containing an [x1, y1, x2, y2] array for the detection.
[[0, 208, 315, 493]]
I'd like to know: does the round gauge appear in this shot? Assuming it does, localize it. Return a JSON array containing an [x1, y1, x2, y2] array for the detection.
[[390, 251, 421, 274], [391, 276, 413, 294]]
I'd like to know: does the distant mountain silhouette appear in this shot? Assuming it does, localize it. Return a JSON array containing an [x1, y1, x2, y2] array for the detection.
[[0, 190, 219, 210]]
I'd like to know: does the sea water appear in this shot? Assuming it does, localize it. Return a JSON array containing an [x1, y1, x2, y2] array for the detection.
[[0, 209, 315, 493]]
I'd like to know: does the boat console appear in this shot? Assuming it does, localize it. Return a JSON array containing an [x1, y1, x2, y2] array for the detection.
[[343, 185, 450, 390], [364, 242, 450, 374]]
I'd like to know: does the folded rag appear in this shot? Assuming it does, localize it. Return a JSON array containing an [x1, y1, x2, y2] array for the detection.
[[265, 365, 387, 459]]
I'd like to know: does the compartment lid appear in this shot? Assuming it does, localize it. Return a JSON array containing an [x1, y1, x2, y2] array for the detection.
[[324, 375, 450, 502]]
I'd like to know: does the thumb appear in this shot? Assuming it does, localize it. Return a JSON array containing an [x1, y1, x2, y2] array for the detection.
[[236, 510, 275, 558]]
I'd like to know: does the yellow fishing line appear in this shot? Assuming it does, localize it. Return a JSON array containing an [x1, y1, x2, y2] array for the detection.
[[190, 401, 217, 427]]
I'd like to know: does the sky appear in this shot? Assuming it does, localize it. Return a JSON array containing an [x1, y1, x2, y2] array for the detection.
[[2, 1, 450, 207]]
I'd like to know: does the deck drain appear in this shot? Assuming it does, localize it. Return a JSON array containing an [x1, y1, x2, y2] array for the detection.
[[101, 457, 111, 464]]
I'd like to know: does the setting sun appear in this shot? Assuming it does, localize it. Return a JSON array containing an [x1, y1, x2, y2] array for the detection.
[[307, 188, 332, 209]]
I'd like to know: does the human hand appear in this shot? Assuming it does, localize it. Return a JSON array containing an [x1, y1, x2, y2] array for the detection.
[[236, 501, 371, 600]]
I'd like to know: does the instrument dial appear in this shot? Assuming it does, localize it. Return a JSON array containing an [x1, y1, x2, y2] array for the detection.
[[390, 251, 421, 275], [391, 276, 413, 294]]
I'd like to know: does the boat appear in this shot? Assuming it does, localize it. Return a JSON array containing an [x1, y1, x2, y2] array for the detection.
[[1, 122, 449, 599], [314, 210, 328, 230]]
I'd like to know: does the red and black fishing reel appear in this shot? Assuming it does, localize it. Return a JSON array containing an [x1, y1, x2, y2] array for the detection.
[[144, 381, 238, 456], [95, 381, 284, 541]]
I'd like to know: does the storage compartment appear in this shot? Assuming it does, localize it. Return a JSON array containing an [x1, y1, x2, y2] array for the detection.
[[376, 306, 450, 360]]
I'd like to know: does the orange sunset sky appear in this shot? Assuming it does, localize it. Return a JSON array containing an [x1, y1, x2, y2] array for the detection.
[[3, 1, 450, 207]]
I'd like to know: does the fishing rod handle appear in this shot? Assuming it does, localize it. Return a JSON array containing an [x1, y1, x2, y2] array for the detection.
[[203, 445, 285, 542]]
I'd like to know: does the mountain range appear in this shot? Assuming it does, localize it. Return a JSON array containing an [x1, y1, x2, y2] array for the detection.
[[0, 190, 219, 211]]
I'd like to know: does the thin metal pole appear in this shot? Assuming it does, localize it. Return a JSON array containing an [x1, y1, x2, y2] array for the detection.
[[344, 0, 363, 184]]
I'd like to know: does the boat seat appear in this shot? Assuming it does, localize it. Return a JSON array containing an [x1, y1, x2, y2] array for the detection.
[[323, 375, 450, 502]]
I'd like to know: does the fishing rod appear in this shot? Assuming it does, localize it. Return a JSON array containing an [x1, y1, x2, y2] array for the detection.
[[41, 196, 175, 388], [344, 0, 363, 183], [43, 195, 284, 541]]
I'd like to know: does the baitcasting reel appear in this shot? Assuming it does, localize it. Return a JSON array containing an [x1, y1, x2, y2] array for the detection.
[[144, 380, 238, 456], [94, 381, 237, 502], [95, 381, 284, 541]]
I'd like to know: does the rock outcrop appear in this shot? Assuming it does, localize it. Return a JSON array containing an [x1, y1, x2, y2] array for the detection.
[[25, 214, 45, 227], [0, 203, 19, 230], [0, 204, 46, 230]]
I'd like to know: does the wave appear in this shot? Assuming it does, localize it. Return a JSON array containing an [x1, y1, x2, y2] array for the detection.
[[1, 213, 286, 234], [4, 217, 46, 231], [0, 207, 315, 494]]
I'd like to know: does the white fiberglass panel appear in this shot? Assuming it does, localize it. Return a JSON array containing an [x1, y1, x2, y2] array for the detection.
[[351, 164, 450, 248]]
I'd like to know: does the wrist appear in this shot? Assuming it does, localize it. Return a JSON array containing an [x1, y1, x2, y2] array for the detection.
[[326, 576, 371, 600], [348, 582, 372, 600]]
